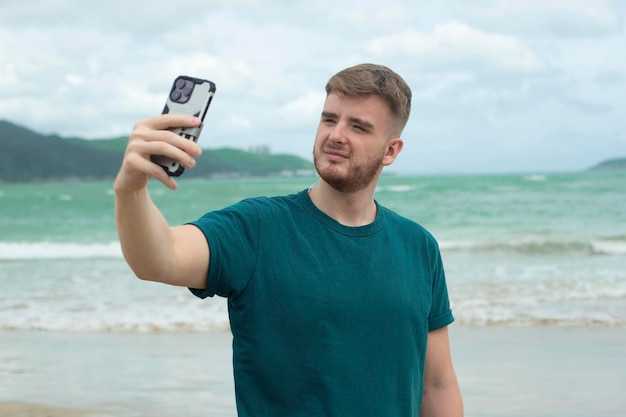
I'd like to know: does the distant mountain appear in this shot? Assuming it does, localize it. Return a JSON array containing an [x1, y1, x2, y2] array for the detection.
[[588, 157, 626, 172], [0, 120, 314, 183]]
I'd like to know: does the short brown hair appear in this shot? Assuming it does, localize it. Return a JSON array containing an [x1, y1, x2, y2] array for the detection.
[[325, 63, 412, 136]]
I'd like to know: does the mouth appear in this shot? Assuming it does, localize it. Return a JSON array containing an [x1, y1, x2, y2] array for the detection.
[[322, 147, 349, 161]]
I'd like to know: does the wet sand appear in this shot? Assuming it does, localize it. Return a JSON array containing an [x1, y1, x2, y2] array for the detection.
[[1, 326, 624, 417], [0, 402, 88, 417]]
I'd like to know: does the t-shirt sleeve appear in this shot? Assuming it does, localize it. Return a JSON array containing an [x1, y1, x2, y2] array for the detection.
[[186, 199, 260, 299], [427, 240, 454, 331]]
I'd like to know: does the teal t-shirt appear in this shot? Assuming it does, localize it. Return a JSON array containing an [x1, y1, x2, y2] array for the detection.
[[189, 190, 453, 417]]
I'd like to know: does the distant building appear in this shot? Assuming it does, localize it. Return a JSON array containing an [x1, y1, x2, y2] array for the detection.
[[249, 144, 271, 154]]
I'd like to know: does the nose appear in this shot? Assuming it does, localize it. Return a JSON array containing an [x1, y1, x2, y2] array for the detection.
[[327, 122, 347, 144]]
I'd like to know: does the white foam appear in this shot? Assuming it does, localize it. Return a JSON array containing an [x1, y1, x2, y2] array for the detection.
[[0, 295, 231, 332], [439, 236, 626, 256], [522, 174, 547, 181], [438, 240, 477, 251], [591, 239, 626, 255], [376, 185, 415, 193], [0, 241, 123, 260]]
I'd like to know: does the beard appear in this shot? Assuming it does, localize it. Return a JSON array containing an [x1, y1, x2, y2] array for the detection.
[[313, 144, 385, 193]]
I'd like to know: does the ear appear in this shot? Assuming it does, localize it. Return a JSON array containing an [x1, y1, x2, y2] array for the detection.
[[382, 137, 403, 166]]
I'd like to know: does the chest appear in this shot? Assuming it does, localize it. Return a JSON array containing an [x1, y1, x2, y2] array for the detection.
[[231, 226, 433, 341]]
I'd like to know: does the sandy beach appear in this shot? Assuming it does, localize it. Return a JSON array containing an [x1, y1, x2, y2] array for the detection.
[[1, 325, 624, 417], [0, 403, 89, 417]]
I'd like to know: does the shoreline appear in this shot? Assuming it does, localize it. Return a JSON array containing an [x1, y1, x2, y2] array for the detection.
[[1, 326, 625, 417], [0, 403, 89, 417]]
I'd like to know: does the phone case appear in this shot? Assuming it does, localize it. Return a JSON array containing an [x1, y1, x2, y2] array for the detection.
[[151, 75, 216, 176]]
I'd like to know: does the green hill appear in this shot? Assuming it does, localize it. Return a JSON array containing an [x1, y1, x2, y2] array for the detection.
[[0, 120, 314, 183], [588, 157, 626, 172]]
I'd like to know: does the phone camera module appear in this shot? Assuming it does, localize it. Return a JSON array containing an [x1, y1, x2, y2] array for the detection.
[[170, 90, 182, 101], [169, 78, 193, 103]]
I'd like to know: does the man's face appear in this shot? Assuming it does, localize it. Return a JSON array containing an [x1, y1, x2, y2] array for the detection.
[[313, 93, 398, 193]]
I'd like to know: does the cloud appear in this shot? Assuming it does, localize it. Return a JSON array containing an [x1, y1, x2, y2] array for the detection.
[[449, 0, 623, 38], [367, 22, 543, 73], [0, 0, 624, 173], [278, 92, 326, 122], [224, 114, 252, 131], [593, 70, 626, 87], [0, 61, 21, 95]]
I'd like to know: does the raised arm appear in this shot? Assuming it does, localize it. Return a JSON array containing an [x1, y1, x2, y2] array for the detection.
[[114, 114, 209, 289], [420, 326, 464, 417]]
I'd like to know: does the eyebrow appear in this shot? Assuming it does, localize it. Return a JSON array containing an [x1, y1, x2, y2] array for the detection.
[[321, 112, 375, 131]]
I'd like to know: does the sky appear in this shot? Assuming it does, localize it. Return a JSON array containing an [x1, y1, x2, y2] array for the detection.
[[1, 0, 625, 174]]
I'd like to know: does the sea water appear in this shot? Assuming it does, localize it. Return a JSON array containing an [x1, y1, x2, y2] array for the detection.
[[0, 172, 625, 332], [1, 172, 626, 416]]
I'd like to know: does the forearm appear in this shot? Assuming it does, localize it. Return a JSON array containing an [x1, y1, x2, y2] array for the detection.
[[115, 187, 177, 282], [420, 379, 463, 417], [420, 326, 464, 416]]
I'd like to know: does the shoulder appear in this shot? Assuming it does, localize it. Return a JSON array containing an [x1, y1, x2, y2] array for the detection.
[[379, 206, 440, 259], [197, 190, 307, 223], [379, 205, 436, 237], [236, 190, 306, 213]]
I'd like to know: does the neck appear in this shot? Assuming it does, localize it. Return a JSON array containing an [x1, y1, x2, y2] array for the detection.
[[308, 179, 378, 227]]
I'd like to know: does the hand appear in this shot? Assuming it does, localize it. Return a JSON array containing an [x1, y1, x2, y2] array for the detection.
[[114, 114, 203, 192]]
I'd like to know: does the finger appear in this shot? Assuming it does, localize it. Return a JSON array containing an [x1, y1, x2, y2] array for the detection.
[[131, 139, 198, 169], [159, 129, 203, 157], [130, 125, 202, 158], [158, 172, 179, 191], [137, 114, 202, 131], [132, 154, 180, 190]]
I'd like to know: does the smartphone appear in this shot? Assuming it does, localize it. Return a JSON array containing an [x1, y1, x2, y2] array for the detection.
[[151, 75, 216, 176]]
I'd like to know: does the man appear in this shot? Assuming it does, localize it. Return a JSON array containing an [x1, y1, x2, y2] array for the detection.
[[114, 63, 463, 416]]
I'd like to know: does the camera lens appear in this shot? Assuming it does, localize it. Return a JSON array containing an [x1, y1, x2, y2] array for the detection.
[[170, 90, 182, 101], [182, 86, 193, 97], [175, 78, 186, 89]]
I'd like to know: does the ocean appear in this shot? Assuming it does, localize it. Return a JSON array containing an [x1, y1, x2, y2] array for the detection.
[[1, 172, 625, 416], [1, 172, 625, 332]]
